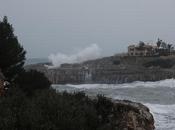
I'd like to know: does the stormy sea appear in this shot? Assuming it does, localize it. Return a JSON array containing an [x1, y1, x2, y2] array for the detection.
[[52, 79, 175, 130]]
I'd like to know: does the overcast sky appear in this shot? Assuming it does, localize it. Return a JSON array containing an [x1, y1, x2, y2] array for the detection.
[[0, 0, 175, 58]]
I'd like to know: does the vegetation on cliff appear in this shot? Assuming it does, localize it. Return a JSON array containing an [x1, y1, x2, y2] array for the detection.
[[143, 58, 175, 68]]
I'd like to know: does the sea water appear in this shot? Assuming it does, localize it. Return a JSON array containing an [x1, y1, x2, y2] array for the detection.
[[52, 79, 175, 130]]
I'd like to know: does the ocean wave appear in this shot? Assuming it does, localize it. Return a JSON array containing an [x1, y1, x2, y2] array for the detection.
[[52, 80, 175, 130], [53, 79, 175, 89], [145, 103, 175, 130]]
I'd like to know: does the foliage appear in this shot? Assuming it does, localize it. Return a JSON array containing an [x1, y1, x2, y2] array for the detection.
[[139, 41, 145, 48], [15, 70, 51, 96], [95, 95, 114, 123], [0, 16, 26, 81], [0, 89, 120, 130], [156, 38, 173, 51], [156, 38, 162, 48], [143, 59, 175, 68], [0, 87, 27, 130]]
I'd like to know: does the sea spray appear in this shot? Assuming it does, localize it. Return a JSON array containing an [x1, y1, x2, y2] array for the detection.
[[48, 44, 101, 68]]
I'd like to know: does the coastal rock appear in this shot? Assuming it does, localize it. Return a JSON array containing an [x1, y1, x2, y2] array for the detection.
[[25, 55, 175, 84], [113, 100, 155, 130]]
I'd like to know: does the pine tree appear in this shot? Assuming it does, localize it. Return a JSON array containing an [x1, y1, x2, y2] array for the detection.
[[0, 16, 26, 81]]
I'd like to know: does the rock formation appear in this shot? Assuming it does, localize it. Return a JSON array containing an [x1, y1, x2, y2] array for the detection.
[[112, 100, 155, 130], [25, 55, 175, 84]]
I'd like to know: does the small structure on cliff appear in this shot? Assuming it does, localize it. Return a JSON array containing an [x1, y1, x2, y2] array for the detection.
[[128, 40, 175, 57], [128, 43, 156, 56]]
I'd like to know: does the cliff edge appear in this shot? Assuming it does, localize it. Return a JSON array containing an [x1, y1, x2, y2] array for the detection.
[[25, 55, 175, 84]]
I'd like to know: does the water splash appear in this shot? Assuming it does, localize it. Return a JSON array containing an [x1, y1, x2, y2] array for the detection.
[[48, 44, 101, 68]]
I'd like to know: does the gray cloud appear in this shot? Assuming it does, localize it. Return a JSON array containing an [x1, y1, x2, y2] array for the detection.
[[0, 0, 175, 58]]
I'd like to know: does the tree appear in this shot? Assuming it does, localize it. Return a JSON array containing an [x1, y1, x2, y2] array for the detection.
[[156, 38, 162, 48], [161, 41, 167, 49], [0, 16, 26, 81], [139, 41, 145, 48], [167, 44, 173, 52], [15, 70, 51, 96]]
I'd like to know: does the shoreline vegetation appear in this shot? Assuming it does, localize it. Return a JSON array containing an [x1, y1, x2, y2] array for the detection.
[[0, 16, 155, 130]]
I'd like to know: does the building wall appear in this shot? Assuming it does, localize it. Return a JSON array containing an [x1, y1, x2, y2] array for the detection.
[[128, 46, 147, 56], [128, 45, 155, 56]]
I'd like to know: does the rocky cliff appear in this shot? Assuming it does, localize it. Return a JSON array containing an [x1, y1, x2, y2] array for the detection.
[[112, 100, 154, 130], [25, 55, 175, 84]]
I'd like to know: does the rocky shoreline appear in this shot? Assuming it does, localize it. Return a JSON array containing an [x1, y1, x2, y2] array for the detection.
[[112, 100, 155, 130], [25, 55, 175, 84]]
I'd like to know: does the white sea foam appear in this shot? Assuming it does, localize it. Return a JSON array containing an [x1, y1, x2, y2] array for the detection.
[[48, 44, 101, 68], [58, 79, 175, 89], [145, 103, 175, 130]]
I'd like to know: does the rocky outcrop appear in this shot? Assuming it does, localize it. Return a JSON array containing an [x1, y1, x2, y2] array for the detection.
[[113, 100, 155, 130], [25, 55, 175, 84]]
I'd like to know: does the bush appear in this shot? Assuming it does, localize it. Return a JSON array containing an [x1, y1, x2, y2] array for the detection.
[[0, 89, 118, 130], [95, 95, 114, 123], [0, 87, 27, 130], [15, 70, 51, 96]]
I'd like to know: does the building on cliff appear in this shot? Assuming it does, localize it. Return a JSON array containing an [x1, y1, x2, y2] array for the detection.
[[128, 44, 156, 56], [128, 41, 174, 57]]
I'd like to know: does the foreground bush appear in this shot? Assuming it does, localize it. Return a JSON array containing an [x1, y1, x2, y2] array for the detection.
[[0, 89, 116, 130], [15, 70, 51, 96]]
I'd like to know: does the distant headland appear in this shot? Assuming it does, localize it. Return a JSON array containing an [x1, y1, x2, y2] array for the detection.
[[25, 39, 175, 84]]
